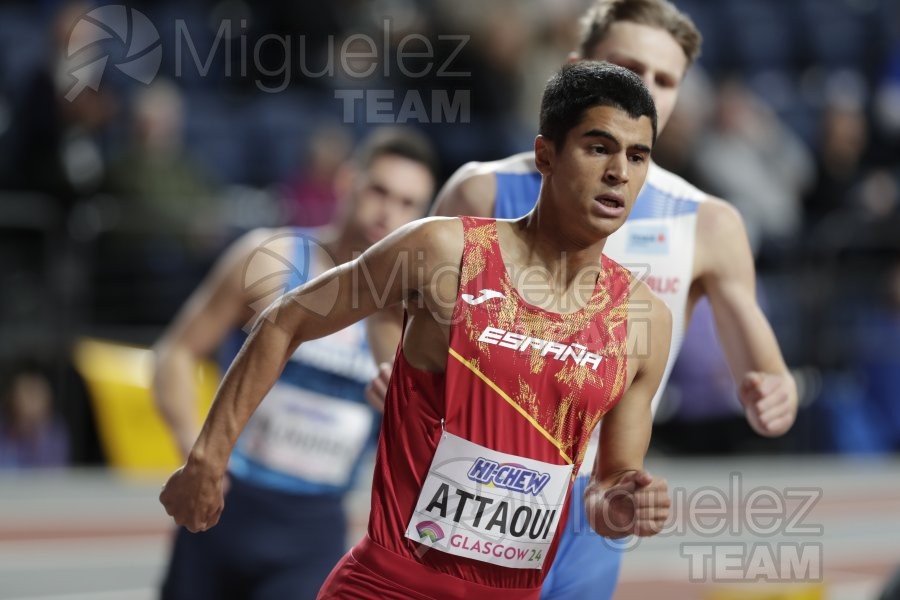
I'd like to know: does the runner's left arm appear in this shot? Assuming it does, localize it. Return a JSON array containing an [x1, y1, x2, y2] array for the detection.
[[584, 287, 672, 539]]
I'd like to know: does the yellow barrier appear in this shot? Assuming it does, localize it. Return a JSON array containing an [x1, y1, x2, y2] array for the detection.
[[73, 338, 218, 471], [706, 583, 826, 600]]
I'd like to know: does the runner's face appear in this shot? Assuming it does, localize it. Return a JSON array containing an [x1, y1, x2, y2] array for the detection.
[[585, 22, 688, 133], [350, 155, 434, 246], [540, 105, 653, 241]]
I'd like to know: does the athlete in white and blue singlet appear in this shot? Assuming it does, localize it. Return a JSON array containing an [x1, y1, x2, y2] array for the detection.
[[412, 2, 800, 598], [153, 129, 436, 600]]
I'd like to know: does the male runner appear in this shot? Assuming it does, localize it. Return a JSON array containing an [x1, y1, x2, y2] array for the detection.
[[152, 128, 437, 599], [426, 1, 800, 597], [160, 62, 673, 599]]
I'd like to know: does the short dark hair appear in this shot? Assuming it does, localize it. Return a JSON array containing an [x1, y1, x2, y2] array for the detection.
[[579, 0, 702, 68], [352, 127, 439, 181], [539, 61, 657, 150]]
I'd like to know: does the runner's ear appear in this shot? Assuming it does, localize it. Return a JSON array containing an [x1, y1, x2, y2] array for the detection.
[[534, 135, 554, 177]]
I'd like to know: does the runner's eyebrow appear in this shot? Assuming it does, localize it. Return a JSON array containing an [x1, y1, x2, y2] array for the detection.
[[583, 129, 651, 154], [582, 129, 620, 147]]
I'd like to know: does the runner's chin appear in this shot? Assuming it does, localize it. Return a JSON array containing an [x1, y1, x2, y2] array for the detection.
[[363, 226, 388, 244]]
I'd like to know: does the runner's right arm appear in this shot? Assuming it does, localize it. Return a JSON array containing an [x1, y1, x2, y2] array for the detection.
[[160, 218, 463, 532]]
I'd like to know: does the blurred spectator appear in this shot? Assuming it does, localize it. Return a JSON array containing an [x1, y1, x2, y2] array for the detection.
[[0, 361, 70, 469], [804, 94, 899, 239], [424, 0, 534, 161], [856, 169, 900, 222], [105, 78, 220, 238], [6, 0, 116, 207], [95, 79, 226, 327], [469, 0, 529, 115], [280, 125, 352, 226], [691, 77, 814, 254], [804, 97, 871, 228]]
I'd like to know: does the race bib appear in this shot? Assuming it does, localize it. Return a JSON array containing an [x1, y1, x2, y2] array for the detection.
[[405, 432, 573, 569], [240, 382, 373, 486]]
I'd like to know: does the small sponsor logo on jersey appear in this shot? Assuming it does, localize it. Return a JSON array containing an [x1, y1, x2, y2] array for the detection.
[[468, 458, 551, 496], [626, 225, 670, 255], [645, 275, 681, 296], [462, 289, 506, 305], [478, 326, 603, 370]]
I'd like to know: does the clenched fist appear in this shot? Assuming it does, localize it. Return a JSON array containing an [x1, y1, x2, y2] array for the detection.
[[159, 459, 227, 533], [584, 470, 671, 538], [739, 371, 797, 437], [365, 362, 393, 413]]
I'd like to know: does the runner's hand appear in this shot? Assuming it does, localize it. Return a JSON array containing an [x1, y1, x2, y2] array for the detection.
[[584, 470, 670, 538], [365, 362, 393, 412], [740, 371, 797, 437], [160, 459, 226, 533]]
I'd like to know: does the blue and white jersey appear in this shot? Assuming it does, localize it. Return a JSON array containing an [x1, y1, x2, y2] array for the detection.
[[223, 230, 379, 496], [493, 152, 706, 472]]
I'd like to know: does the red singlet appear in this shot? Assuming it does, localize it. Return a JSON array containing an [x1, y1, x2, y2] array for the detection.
[[318, 217, 631, 599]]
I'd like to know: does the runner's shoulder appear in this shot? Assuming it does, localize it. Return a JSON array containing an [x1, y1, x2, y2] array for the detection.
[[645, 163, 707, 205], [628, 276, 672, 329], [433, 152, 535, 217], [386, 217, 466, 266], [695, 195, 750, 253]]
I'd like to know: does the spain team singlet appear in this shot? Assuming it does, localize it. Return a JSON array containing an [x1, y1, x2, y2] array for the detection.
[[493, 154, 710, 599], [318, 217, 632, 599], [495, 154, 705, 425]]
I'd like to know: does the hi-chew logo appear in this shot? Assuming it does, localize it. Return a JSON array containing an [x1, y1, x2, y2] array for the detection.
[[626, 225, 670, 255], [66, 6, 162, 101], [467, 458, 551, 496]]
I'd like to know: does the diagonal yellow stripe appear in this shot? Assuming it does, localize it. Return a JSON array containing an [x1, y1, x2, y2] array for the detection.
[[448, 348, 573, 464]]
